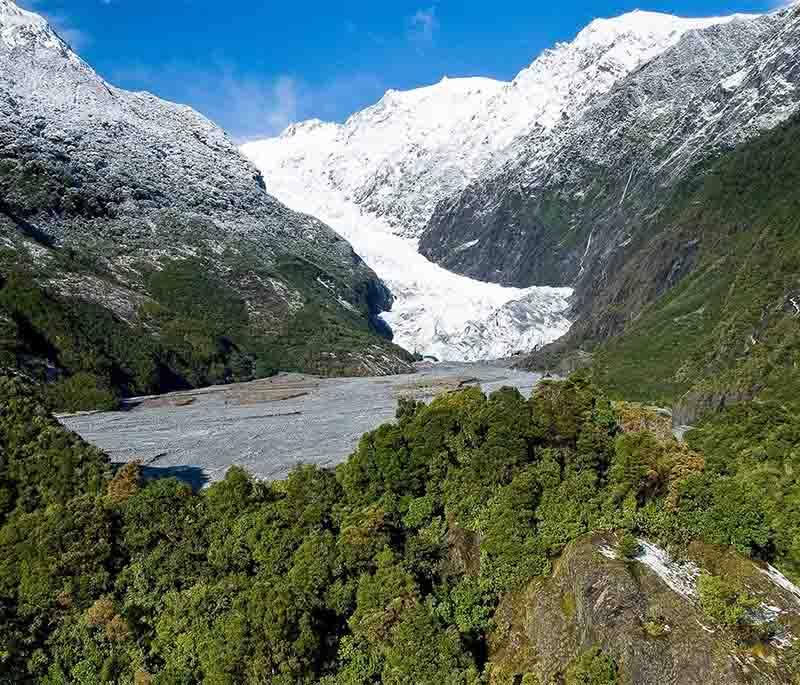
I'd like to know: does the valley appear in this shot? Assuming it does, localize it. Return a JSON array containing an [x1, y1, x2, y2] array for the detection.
[[235, 150, 574, 360], [1, 0, 800, 682], [60, 362, 544, 485]]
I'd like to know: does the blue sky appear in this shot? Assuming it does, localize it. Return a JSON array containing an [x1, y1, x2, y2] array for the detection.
[[21, 0, 787, 140]]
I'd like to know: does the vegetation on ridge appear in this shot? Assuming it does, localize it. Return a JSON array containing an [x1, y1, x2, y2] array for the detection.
[[587, 114, 800, 413], [1, 372, 799, 683], [0, 246, 413, 413]]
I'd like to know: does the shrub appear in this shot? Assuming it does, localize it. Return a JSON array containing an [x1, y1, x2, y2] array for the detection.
[[566, 647, 619, 684], [618, 532, 640, 559], [44, 372, 118, 413], [697, 573, 759, 628]]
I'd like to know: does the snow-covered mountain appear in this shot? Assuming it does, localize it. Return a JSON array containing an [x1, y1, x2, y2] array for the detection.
[[0, 0, 414, 378], [420, 4, 799, 293], [247, 11, 750, 240], [243, 9, 753, 360]]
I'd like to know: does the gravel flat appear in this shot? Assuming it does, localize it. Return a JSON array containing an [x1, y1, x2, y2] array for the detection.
[[60, 363, 544, 486]]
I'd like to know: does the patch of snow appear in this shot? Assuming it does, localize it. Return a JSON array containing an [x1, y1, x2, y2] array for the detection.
[[635, 539, 701, 600], [619, 166, 635, 206], [598, 545, 618, 559], [454, 239, 480, 253], [721, 67, 749, 91], [761, 564, 800, 606], [696, 619, 717, 634], [316, 276, 359, 314], [25, 241, 53, 265], [578, 226, 596, 277]]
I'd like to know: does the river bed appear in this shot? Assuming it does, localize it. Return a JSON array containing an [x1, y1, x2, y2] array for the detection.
[[60, 363, 543, 486]]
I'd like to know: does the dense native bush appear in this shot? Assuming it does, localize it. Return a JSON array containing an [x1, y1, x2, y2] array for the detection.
[[0, 254, 411, 412], [1, 372, 799, 682]]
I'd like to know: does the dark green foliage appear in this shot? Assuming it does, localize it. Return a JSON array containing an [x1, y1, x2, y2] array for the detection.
[[2, 374, 800, 682], [697, 573, 759, 629], [0, 377, 108, 524], [566, 647, 619, 685], [618, 532, 640, 560], [0, 252, 412, 412], [145, 258, 249, 334], [44, 372, 118, 413], [681, 402, 800, 575], [0, 263, 161, 411], [590, 115, 800, 411]]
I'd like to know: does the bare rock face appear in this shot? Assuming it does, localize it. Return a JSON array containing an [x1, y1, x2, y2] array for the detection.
[[420, 8, 800, 292], [0, 0, 413, 376], [490, 533, 800, 684]]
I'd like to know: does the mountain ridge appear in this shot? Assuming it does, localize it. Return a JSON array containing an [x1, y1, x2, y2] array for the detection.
[[419, 9, 794, 288], [251, 9, 753, 240], [244, 9, 753, 360], [0, 0, 414, 409]]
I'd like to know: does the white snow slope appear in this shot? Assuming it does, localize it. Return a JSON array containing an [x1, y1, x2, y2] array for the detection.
[[242, 10, 752, 361]]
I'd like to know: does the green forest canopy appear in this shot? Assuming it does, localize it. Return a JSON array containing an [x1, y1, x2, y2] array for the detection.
[[2, 372, 800, 683]]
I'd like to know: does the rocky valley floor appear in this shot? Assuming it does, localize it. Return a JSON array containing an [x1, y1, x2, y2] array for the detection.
[[59, 363, 543, 485]]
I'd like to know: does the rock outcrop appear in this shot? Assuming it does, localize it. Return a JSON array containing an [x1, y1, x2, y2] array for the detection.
[[490, 533, 800, 684]]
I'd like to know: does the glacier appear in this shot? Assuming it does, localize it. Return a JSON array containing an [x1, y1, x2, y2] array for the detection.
[[242, 10, 753, 362], [237, 150, 574, 361]]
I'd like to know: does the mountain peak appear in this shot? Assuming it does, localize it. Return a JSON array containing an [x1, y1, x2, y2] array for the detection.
[[570, 9, 757, 56], [0, 0, 76, 56]]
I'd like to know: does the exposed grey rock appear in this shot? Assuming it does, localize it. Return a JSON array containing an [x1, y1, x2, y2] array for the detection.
[[490, 533, 800, 684], [419, 6, 800, 300]]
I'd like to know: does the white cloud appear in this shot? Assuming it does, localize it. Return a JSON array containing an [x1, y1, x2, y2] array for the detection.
[[222, 73, 299, 140], [109, 62, 299, 139], [408, 6, 439, 49]]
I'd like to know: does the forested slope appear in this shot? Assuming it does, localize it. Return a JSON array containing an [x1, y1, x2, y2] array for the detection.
[[2, 374, 800, 683], [0, 247, 413, 413], [528, 114, 800, 421]]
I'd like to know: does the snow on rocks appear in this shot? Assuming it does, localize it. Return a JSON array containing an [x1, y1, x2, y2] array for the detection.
[[0, 0, 398, 360], [634, 540, 702, 600], [762, 564, 800, 607], [242, 9, 759, 360], [602, 537, 800, 648]]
